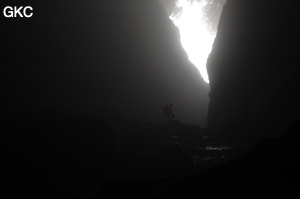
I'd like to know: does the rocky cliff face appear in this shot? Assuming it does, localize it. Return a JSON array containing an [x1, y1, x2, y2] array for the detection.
[[206, 0, 300, 144]]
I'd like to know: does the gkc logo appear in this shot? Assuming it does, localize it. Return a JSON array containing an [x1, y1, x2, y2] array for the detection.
[[3, 6, 33, 18]]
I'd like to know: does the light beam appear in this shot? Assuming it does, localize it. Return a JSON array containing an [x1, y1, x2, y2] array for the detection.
[[170, 0, 216, 83]]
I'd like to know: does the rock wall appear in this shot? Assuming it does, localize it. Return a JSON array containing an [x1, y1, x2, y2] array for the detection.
[[206, 0, 300, 144]]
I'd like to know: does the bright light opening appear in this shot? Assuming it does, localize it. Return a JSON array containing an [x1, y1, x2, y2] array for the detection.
[[170, 0, 216, 83]]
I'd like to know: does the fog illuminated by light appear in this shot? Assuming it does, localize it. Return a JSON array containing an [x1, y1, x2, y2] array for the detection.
[[170, 0, 216, 83]]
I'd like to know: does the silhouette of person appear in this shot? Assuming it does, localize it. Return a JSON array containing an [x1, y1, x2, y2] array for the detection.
[[162, 103, 175, 121]]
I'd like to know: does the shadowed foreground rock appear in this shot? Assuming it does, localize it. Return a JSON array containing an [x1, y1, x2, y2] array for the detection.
[[96, 120, 300, 199], [0, 109, 114, 198]]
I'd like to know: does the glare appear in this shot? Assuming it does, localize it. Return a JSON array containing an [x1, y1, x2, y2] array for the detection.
[[170, 0, 216, 83]]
